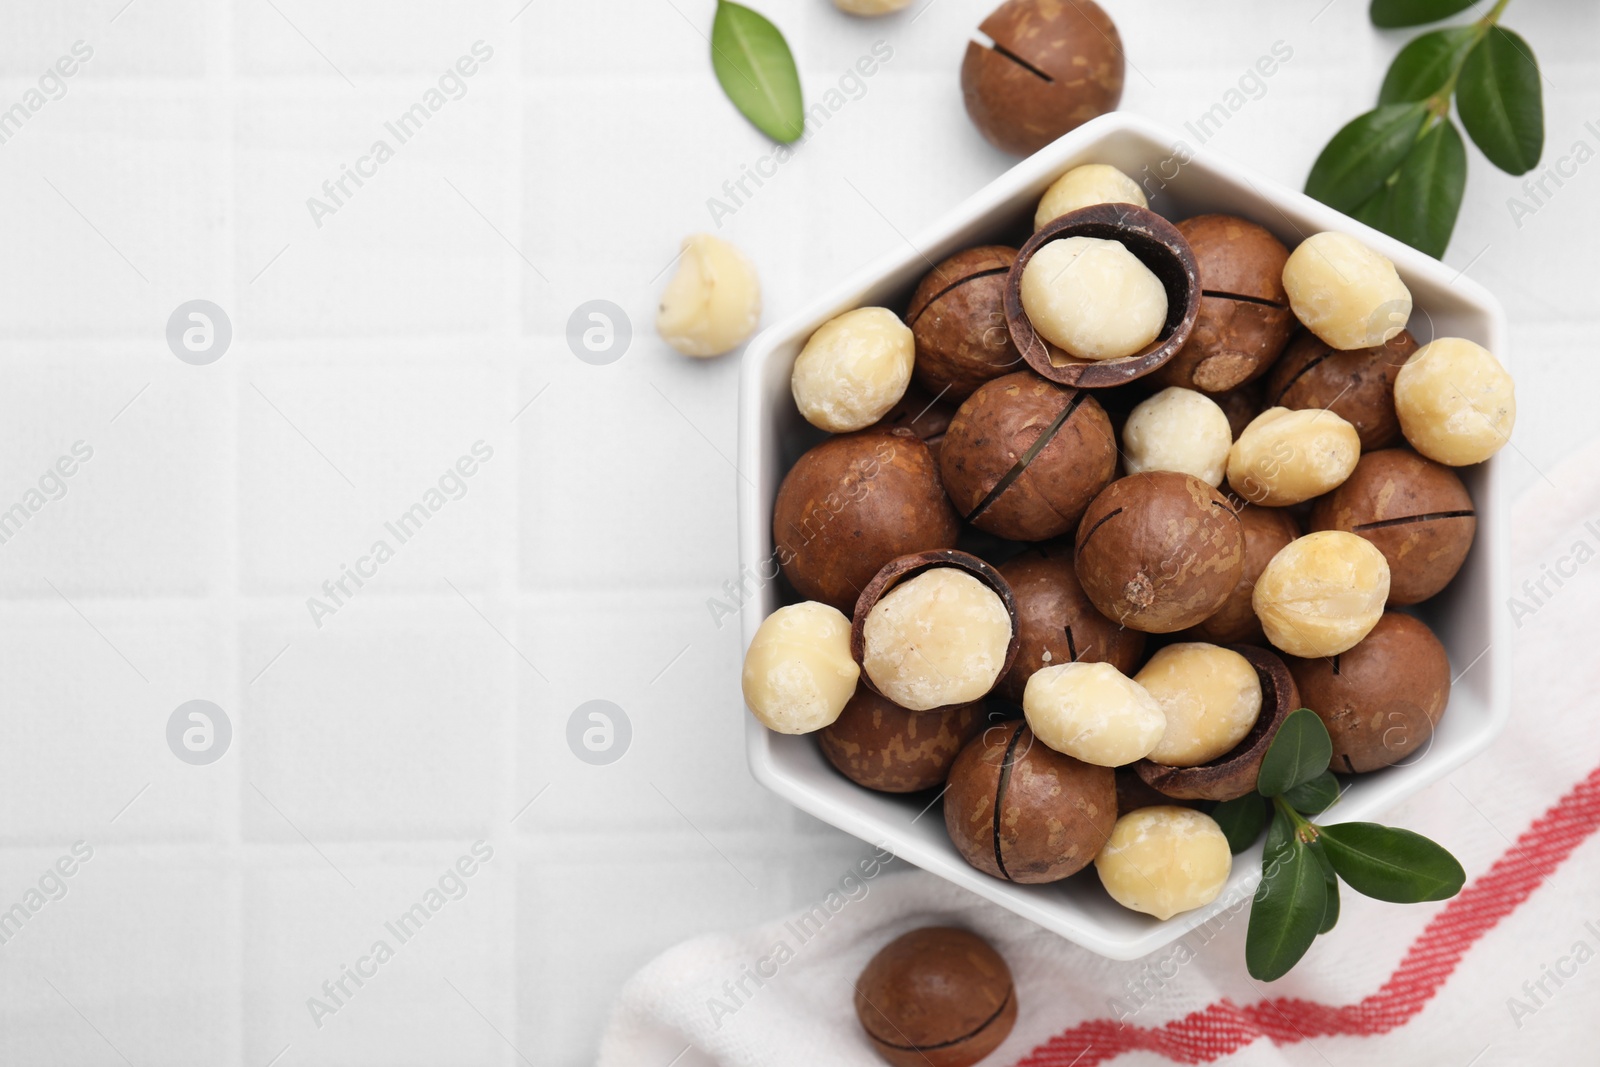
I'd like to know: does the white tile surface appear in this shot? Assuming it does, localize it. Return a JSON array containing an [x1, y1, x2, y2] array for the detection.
[[0, 0, 1593, 1063]]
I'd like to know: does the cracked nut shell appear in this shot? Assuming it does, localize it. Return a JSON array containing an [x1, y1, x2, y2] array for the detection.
[[1310, 448, 1475, 606], [907, 246, 1024, 400], [994, 544, 1145, 703], [1285, 612, 1450, 774], [1006, 204, 1201, 388], [1074, 471, 1245, 633], [855, 927, 1017, 1067], [1184, 504, 1301, 645], [774, 429, 959, 614], [1266, 329, 1416, 450], [943, 720, 1116, 883], [960, 0, 1124, 156], [819, 690, 986, 794], [1155, 215, 1294, 394], [1133, 645, 1298, 801], [938, 371, 1117, 540]]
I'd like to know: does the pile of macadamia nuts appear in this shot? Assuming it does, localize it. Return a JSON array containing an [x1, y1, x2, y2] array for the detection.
[[742, 159, 1515, 931]]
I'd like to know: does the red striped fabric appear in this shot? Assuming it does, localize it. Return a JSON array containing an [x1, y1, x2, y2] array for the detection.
[[1015, 764, 1600, 1065]]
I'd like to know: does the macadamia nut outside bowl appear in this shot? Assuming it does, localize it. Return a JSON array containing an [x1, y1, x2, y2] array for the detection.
[[737, 114, 1509, 961]]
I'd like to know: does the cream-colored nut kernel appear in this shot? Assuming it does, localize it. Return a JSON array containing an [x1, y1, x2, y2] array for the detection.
[[862, 568, 1011, 711], [1023, 662, 1166, 767], [1019, 236, 1168, 361], [1034, 164, 1148, 230], [1136, 643, 1263, 767], [1124, 387, 1233, 487], [1226, 406, 1361, 506], [834, 0, 912, 13], [742, 602, 859, 734], [1253, 531, 1390, 657], [1094, 806, 1232, 920], [1282, 231, 1412, 350], [1394, 337, 1516, 466], [656, 234, 762, 357], [791, 307, 914, 432]]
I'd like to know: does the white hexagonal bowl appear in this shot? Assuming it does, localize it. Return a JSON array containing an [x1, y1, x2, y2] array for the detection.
[[736, 112, 1510, 961]]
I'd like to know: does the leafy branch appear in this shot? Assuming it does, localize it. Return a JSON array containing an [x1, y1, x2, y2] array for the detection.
[[1212, 708, 1466, 981], [1305, 0, 1543, 258]]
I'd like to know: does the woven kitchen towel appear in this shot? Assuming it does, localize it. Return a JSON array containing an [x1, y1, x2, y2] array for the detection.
[[598, 441, 1600, 1066]]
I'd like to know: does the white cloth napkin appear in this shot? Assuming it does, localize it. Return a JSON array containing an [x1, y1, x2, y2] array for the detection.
[[599, 441, 1600, 1066]]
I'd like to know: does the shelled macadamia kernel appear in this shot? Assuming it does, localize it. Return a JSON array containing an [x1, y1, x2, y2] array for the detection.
[[1393, 337, 1516, 466], [861, 568, 1012, 711], [1019, 236, 1167, 361], [1226, 406, 1361, 507], [1253, 530, 1390, 657], [1136, 643, 1263, 767], [1023, 662, 1166, 767], [1282, 231, 1411, 351], [656, 234, 762, 357], [1034, 164, 1147, 229], [791, 307, 914, 432], [1123, 387, 1233, 487], [742, 602, 860, 734], [1094, 806, 1232, 920]]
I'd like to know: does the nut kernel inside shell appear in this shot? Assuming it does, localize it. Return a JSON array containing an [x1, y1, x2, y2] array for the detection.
[[862, 568, 1012, 711], [1253, 530, 1390, 657], [1020, 236, 1167, 361], [1023, 661, 1166, 767], [1136, 643, 1263, 767], [1094, 805, 1232, 920], [741, 602, 860, 734]]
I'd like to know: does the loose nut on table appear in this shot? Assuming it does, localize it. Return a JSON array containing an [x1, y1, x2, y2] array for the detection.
[[855, 927, 1016, 1067], [655, 233, 761, 358]]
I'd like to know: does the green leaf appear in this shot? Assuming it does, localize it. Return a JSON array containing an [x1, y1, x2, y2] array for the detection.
[[1379, 26, 1480, 104], [1283, 771, 1341, 816], [1213, 795, 1269, 853], [1312, 842, 1340, 934], [1456, 27, 1544, 175], [1383, 117, 1467, 258], [1256, 709, 1334, 797], [1351, 180, 1397, 233], [1319, 822, 1467, 903], [711, 1, 804, 144], [1247, 812, 1326, 981], [1369, 0, 1477, 28], [1305, 103, 1430, 212]]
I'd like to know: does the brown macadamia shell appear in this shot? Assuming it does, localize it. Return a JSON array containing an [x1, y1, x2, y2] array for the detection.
[[1185, 504, 1301, 645], [1212, 380, 1266, 441], [960, 0, 1124, 156], [855, 927, 1017, 1067], [1133, 645, 1299, 801], [773, 429, 959, 614], [1285, 612, 1450, 773], [819, 690, 986, 793], [995, 544, 1145, 703], [1310, 448, 1475, 606], [1266, 329, 1417, 450], [907, 246, 1024, 400], [1155, 215, 1294, 394], [1074, 471, 1245, 633], [939, 371, 1117, 540], [944, 721, 1116, 883]]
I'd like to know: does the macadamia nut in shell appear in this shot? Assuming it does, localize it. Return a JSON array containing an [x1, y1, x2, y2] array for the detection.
[[1020, 236, 1168, 361], [1136, 643, 1263, 767], [1123, 387, 1233, 487], [1024, 662, 1166, 767], [742, 603, 860, 734], [1394, 338, 1516, 466], [1253, 531, 1390, 657], [1095, 806, 1232, 920], [1227, 406, 1361, 506], [862, 568, 1012, 711], [1282, 231, 1411, 351], [1035, 164, 1147, 229], [656, 234, 762, 357], [791, 307, 914, 432]]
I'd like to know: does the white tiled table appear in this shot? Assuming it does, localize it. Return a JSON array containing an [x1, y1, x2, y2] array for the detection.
[[0, 1, 1590, 1064]]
